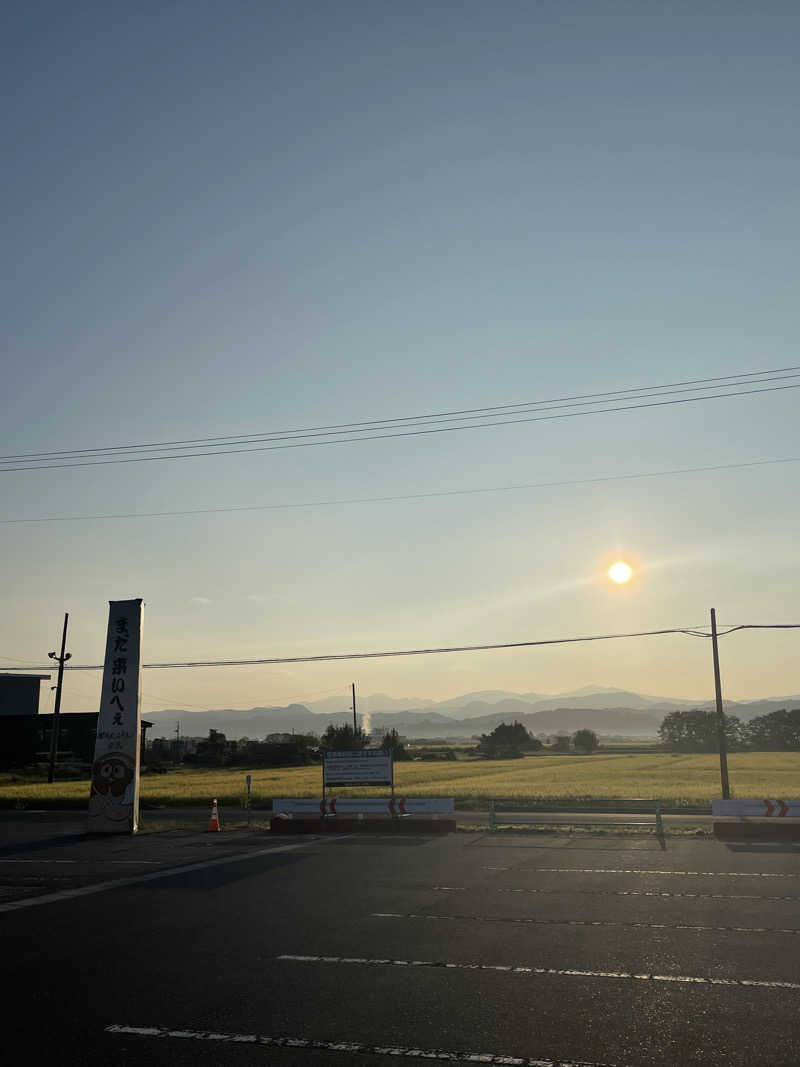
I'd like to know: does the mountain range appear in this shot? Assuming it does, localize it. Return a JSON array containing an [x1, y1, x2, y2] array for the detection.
[[142, 687, 800, 741]]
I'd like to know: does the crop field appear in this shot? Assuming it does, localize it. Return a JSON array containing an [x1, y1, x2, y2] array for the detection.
[[2, 751, 798, 810]]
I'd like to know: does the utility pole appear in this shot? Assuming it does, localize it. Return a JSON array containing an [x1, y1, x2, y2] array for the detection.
[[351, 682, 357, 735], [710, 608, 731, 799], [47, 613, 71, 784]]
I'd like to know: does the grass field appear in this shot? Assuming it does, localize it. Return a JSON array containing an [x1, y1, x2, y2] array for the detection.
[[2, 752, 798, 810]]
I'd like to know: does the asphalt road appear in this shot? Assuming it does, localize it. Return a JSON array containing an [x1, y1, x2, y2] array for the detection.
[[0, 806, 714, 830], [2, 812, 799, 1066]]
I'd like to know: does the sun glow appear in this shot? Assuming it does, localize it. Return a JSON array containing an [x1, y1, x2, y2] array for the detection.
[[608, 560, 633, 584]]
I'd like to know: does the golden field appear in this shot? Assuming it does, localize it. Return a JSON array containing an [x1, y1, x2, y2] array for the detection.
[[2, 752, 798, 810]]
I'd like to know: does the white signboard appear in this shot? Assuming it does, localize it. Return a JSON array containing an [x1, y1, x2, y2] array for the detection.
[[274, 797, 455, 816], [88, 599, 144, 834], [323, 748, 393, 786], [712, 798, 800, 818]]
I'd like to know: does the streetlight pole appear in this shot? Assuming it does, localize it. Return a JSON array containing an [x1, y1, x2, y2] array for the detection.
[[47, 613, 71, 784], [710, 608, 731, 799], [351, 682, 357, 735]]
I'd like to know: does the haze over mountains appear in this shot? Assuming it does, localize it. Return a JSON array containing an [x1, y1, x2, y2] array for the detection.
[[143, 687, 800, 741]]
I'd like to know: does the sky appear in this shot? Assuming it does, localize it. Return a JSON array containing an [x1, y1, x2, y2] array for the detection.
[[2, 1, 799, 718]]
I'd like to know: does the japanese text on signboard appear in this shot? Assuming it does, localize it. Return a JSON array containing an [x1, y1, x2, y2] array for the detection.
[[323, 749, 393, 786]]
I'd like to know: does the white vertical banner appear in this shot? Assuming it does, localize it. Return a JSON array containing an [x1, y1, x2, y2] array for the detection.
[[88, 599, 144, 834]]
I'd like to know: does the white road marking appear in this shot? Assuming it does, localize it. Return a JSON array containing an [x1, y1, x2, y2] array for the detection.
[[485, 867, 800, 878], [0, 858, 159, 865], [494, 887, 800, 903], [0, 837, 349, 914], [106, 1023, 630, 1065], [437, 885, 800, 902], [0, 859, 78, 864], [277, 954, 800, 991], [372, 912, 800, 935]]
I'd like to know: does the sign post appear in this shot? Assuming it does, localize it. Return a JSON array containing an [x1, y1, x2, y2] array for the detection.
[[88, 599, 144, 834]]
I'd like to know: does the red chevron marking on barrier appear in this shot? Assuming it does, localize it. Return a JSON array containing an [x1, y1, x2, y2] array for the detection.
[[764, 799, 775, 817], [778, 800, 789, 817]]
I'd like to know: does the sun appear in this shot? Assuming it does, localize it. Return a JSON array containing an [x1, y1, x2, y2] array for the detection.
[[608, 560, 633, 584]]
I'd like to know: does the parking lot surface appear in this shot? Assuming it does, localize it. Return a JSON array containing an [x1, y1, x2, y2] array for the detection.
[[1, 814, 799, 1065]]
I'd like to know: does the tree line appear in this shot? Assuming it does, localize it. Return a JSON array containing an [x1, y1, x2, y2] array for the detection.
[[658, 707, 800, 751], [156, 705, 800, 770]]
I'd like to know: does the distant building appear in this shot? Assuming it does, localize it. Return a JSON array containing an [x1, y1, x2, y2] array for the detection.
[[0, 673, 51, 717], [0, 708, 152, 771], [0, 712, 96, 769]]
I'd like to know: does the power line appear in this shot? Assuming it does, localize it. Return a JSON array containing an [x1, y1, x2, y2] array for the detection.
[[5, 372, 799, 464], [4, 623, 799, 673], [2, 454, 798, 525], [3, 365, 797, 463], [2, 377, 799, 473]]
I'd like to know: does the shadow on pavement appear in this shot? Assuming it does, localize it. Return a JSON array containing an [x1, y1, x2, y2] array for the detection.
[[724, 841, 800, 854], [0, 832, 91, 858], [131, 850, 310, 891]]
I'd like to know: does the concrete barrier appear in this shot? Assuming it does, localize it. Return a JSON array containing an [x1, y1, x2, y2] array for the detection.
[[270, 816, 456, 835]]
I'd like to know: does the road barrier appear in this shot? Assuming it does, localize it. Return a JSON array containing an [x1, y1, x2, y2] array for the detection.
[[273, 797, 454, 816], [711, 799, 800, 818], [270, 796, 456, 834], [711, 798, 800, 840], [486, 798, 666, 847]]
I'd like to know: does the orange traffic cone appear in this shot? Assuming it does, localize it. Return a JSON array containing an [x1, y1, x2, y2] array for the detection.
[[207, 797, 221, 832]]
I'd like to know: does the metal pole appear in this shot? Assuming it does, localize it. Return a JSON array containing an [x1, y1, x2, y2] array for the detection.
[[352, 682, 357, 736], [47, 612, 70, 784], [710, 608, 731, 799]]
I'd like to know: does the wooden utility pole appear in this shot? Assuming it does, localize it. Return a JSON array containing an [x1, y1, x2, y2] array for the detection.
[[710, 608, 731, 799], [47, 613, 71, 784]]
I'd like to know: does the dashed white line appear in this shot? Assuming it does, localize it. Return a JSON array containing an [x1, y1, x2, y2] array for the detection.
[[0, 858, 159, 865], [494, 887, 800, 903], [484, 867, 800, 878], [0, 859, 78, 864], [105, 1023, 630, 1065], [277, 954, 800, 991], [372, 912, 800, 935], [437, 885, 800, 902]]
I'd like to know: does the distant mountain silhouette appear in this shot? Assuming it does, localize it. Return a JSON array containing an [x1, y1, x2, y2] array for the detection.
[[138, 687, 800, 740]]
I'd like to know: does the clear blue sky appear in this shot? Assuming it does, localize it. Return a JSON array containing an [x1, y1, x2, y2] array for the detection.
[[2, 1, 798, 716]]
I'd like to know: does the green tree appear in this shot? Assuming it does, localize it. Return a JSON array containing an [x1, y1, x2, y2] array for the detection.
[[321, 723, 369, 750], [745, 709, 800, 750], [477, 721, 543, 758], [658, 709, 745, 752], [572, 728, 599, 753], [375, 727, 410, 761], [550, 734, 571, 753]]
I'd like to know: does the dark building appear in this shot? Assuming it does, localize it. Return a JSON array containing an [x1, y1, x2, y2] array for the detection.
[[0, 673, 51, 716], [0, 712, 98, 769], [0, 713, 153, 771]]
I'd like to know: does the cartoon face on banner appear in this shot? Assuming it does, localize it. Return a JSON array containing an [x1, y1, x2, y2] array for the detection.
[[88, 751, 135, 825]]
